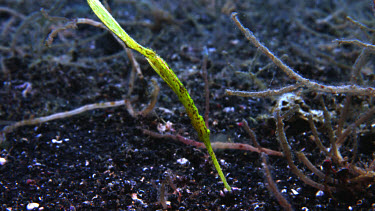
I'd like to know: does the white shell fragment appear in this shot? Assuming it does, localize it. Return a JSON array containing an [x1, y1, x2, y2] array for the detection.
[[0, 157, 6, 165], [51, 139, 63, 144], [223, 107, 235, 113], [316, 190, 324, 197], [291, 189, 299, 195], [176, 158, 189, 165], [26, 202, 39, 210]]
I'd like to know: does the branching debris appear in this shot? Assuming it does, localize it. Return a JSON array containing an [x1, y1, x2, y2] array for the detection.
[[227, 11, 375, 207]]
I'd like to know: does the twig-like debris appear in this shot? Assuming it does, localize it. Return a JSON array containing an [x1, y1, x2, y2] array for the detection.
[[40, 8, 69, 22], [275, 110, 333, 191], [159, 181, 168, 210], [142, 129, 283, 156], [1, 17, 16, 39], [320, 97, 343, 164], [46, 18, 107, 47], [230, 12, 375, 96], [125, 48, 143, 80], [316, 9, 343, 25], [140, 79, 160, 117], [0, 7, 26, 20], [350, 128, 358, 165], [1, 99, 128, 142], [369, 158, 375, 172], [294, 18, 334, 40], [336, 95, 351, 138], [46, 17, 132, 57], [11, 11, 41, 55], [346, 16, 375, 33], [0, 46, 11, 52], [226, 84, 301, 98], [307, 115, 329, 156], [336, 106, 375, 146], [125, 100, 136, 118], [45, 20, 77, 47], [241, 119, 261, 149], [296, 152, 335, 184], [261, 153, 293, 211], [126, 51, 137, 98], [334, 39, 375, 52], [351, 47, 370, 85]]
